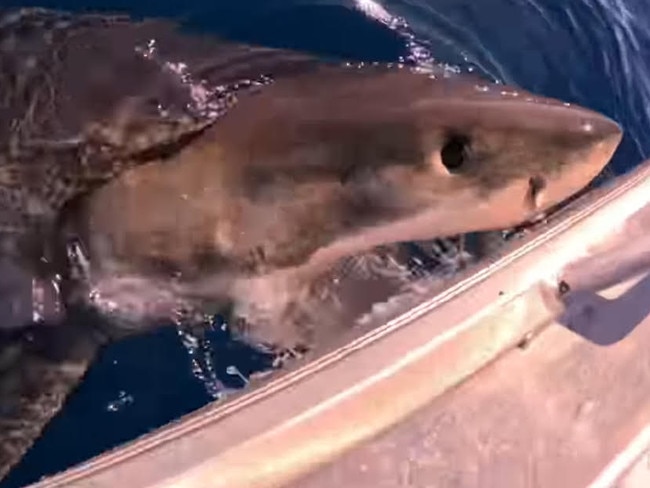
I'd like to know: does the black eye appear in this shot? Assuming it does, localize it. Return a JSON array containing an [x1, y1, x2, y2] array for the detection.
[[440, 134, 471, 172]]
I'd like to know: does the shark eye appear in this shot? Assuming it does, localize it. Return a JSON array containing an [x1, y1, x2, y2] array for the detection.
[[440, 134, 470, 172]]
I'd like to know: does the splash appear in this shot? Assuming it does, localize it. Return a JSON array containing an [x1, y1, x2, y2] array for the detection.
[[134, 38, 274, 122], [105, 390, 135, 413], [353, 0, 437, 69], [353, 0, 481, 78], [175, 314, 229, 400]]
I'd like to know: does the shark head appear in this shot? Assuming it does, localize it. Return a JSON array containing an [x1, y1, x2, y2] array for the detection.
[[57, 64, 621, 346]]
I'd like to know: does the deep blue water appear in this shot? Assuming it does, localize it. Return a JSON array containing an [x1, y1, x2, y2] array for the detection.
[[2, 0, 650, 486]]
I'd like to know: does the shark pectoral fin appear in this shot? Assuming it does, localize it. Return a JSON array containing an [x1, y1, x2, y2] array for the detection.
[[0, 319, 110, 481]]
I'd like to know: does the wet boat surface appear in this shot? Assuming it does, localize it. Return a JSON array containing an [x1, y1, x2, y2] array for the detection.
[[294, 292, 650, 488]]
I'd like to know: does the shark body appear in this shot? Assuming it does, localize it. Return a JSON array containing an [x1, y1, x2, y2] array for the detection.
[[0, 8, 622, 482]]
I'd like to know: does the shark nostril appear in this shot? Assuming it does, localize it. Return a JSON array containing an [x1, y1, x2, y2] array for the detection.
[[440, 134, 470, 172], [527, 175, 547, 209]]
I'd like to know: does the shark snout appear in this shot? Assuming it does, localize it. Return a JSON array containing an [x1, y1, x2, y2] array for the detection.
[[548, 99, 622, 144], [531, 106, 622, 213], [407, 95, 623, 241], [575, 110, 622, 139]]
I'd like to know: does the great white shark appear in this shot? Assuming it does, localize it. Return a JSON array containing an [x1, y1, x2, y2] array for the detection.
[[0, 7, 621, 482]]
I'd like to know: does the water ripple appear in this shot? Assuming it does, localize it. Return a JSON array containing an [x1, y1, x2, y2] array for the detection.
[[364, 0, 650, 172]]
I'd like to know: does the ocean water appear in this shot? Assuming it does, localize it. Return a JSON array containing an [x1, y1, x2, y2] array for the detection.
[[2, 0, 650, 486]]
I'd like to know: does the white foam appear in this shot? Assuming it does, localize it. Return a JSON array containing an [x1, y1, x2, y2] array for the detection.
[[353, 0, 439, 70]]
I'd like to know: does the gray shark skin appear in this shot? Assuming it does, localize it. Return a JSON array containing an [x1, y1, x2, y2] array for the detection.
[[0, 7, 622, 483]]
